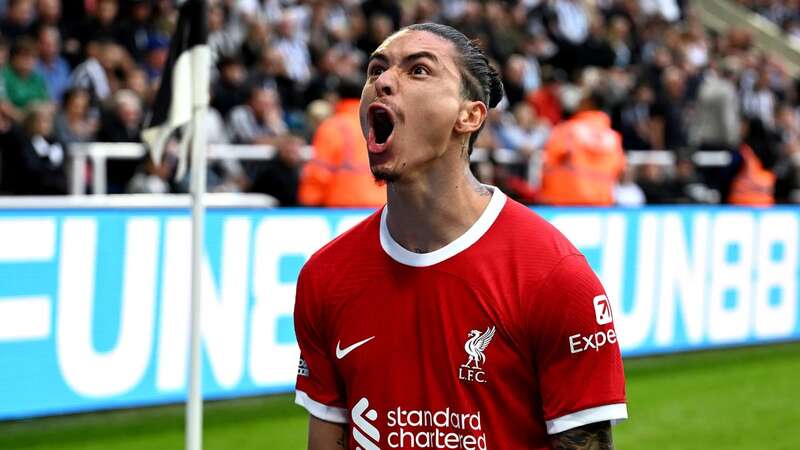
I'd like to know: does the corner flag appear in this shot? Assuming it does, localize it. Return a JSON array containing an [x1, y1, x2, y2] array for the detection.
[[142, 0, 209, 177], [141, 2, 210, 450]]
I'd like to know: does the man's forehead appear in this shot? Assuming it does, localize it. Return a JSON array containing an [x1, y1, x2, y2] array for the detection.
[[372, 30, 456, 64]]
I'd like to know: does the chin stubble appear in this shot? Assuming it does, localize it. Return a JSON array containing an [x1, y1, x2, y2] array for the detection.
[[372, 168, 401, 184]]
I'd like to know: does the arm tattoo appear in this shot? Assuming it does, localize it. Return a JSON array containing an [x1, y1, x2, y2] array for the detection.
[[550, 421, 614, 450]]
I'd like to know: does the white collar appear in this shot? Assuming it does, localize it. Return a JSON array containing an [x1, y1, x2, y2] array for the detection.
[[379, 186, 507, 267]]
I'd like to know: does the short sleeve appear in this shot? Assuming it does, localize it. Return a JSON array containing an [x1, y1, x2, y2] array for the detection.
[[529, 254, 627, 434], [293, 265, 348, 423]]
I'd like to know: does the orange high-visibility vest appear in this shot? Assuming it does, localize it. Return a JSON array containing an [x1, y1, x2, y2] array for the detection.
[[538, 111, 625, 205], [299, 99, 386, 207], [729, 144, 775, 206]]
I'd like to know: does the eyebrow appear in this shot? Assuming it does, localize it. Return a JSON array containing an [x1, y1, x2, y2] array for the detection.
[[368, 51, 440, 67]]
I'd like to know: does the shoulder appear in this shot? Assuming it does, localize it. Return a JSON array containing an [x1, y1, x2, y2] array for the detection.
[[481, 198, 584, 281], [497, 199, 580, 256], [299, 208, 384, 285]]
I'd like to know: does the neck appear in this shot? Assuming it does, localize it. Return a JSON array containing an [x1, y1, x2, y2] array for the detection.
[[384, 151, 492, 254]]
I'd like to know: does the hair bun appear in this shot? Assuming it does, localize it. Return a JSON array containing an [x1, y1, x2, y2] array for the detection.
[[486, 64, 504, 108]]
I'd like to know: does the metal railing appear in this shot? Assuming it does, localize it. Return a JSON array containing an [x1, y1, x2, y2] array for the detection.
[[68, 142, 738, 196], [67, 143, 312, 195]]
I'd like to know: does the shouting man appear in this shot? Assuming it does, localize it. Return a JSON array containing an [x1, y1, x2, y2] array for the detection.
[[294, 23, 627, 450]]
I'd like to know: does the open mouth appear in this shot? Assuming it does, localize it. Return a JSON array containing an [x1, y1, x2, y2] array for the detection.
[[368, 104, 396, 153]]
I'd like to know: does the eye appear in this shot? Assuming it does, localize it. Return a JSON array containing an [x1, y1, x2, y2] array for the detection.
[[368, 65, 385, 77], [411, 65, 430, 76]]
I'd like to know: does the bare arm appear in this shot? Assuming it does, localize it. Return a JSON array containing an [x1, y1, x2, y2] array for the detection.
[[308, 414, 348, 450], [549, 421, 614, 450]]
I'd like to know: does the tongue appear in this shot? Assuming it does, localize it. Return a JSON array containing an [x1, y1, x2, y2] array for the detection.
[[367, 128, 388, 154]]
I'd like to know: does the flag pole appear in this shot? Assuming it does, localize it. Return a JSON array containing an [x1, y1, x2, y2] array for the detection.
[[187, 13, 209, 450]]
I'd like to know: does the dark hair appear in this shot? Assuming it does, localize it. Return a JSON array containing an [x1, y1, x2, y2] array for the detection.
[[404, 23, 504, 154], [335, 74, 366, 100], [61, 86, 90, 105], [10, 38, 37, 58]]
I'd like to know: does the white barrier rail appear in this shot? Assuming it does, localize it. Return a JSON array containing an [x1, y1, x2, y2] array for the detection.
[[67, 143, 313, 196], [68, 143, 736, 196]]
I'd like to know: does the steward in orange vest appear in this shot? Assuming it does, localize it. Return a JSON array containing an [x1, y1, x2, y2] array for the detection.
[[538, 99, 626, 205], [728, 143, 775, 206], [299, 94, 386, 207]]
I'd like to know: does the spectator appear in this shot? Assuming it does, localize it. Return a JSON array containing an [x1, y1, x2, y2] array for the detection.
[[690, 60, 740, 152], [651, 66, 689, 150], [637, 162, 675, 203], [551, 0, 589, 45], [35, 0, 81, 66], [73, 0, 120, 48], [207, 2, 238, 64], [126, 157, 172, 194], [211, 56, 249, 117], [273, 12, 311, 86], [741, 67, 776, 129], [35, 25, 70, 102], [141, 34, 169, 83], [239, 20, 271, 68], [123, 68, 152, 105], [618, 82, 655, 150], [205, 106, 248, 193], [2, 38, 49, 111], [298, 76, 386, 207], [538, 93, 626, 205], [68, 39, 127, 106], [1, 102, 67, 195], [356, 13, 394, 57], [228, 85, 289, 145], [54, 87, 96, 144], [728, 119, 779, 205], [1, 0, 34, 40], [117, 0, 156, 63], [497, 102, 551, 159], [249, 135, 303, 205], [361, 0, 402, 30], [502, 55, 532, 107], [607, 15, 633, 68], [526, 66, 565, 126], [614, 167, 646, 206], [96, 89, 144, 193]]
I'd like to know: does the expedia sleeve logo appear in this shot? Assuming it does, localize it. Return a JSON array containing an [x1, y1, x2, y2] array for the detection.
[[593, 295, 613, 325]]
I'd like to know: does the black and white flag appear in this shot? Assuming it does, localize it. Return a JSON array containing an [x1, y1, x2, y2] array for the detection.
[[141, 0, 208, 178]]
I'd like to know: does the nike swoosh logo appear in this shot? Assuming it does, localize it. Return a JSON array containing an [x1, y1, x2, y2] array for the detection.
[[335, 336, 375, 359]]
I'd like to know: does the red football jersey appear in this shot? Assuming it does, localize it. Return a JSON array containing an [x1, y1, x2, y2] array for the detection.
[[294, 188, 627, 450]]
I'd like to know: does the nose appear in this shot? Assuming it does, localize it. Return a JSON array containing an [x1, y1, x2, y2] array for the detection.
[[373, 69, 396, 97]]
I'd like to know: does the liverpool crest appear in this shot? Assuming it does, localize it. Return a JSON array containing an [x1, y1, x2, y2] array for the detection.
[[459, 326, 495, 383]]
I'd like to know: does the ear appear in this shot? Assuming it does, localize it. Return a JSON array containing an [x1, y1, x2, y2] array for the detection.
[[454, 100, 487, 135]]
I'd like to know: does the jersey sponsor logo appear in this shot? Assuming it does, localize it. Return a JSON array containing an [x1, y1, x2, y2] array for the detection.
[[569, 329, 618, 354], [335, 336, 375, 360], [593, 295, 613, 325], [459, 326, 495, 384], [352, 397, 380, 450], [352, 396, 488, 450], [297, 358, 309, 377]]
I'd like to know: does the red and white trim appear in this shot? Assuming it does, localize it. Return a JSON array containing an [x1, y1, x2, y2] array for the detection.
[[295, 390, 349, 424], [380, 186, 507, 267], [546, 403, 628, 435]]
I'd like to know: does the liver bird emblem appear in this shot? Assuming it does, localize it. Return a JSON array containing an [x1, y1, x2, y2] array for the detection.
[[463, 326, 496, 369]]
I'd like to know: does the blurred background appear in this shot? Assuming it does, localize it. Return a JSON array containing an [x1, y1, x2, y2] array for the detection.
[[0, 0, 799, 205], [0, 0, 798, 449]]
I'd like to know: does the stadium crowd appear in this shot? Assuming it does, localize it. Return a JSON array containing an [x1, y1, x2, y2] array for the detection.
[[0, 0, 799, 205], [739, 0, 800, 41]]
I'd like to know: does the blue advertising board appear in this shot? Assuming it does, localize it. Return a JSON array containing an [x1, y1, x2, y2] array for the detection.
[[0, 205, 797, 419]]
